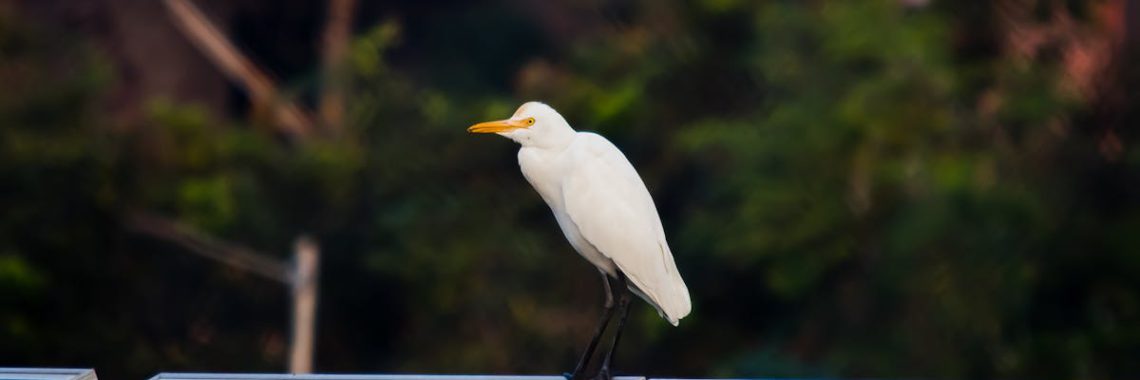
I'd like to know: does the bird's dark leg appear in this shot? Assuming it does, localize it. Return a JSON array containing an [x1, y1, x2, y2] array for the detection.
[[593, 274, 632, 380], [565, 271, 617, 380]]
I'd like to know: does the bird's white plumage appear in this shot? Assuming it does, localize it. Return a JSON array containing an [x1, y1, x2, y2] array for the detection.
[[486, 102, 691, 326], [560, 133, 691, 325]]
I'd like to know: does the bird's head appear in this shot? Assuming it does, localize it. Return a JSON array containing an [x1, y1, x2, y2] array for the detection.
[[468, 101, 575, 148]]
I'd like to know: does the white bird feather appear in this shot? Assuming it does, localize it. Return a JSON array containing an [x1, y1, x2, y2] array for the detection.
[[469, 101, 691, 326]]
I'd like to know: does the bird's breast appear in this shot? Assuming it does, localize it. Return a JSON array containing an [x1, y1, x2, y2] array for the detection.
[[517, 147, 617, 276], [517, 147, 567, 209]]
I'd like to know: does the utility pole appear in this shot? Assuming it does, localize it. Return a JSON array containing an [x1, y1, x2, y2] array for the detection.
[[149, 0, 357, 371], [319, 0, 357, 135], [128, 213, 321, 373], [289, 237, 320, 374]]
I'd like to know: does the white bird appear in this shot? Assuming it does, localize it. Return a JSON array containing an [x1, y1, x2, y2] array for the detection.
[[468, 102, 691, 380]]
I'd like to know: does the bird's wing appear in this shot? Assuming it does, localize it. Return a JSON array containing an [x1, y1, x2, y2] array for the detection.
[[561, 133, 691, 325]]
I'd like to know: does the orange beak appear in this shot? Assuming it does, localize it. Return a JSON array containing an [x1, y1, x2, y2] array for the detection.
[[467, 118, 530, 134]]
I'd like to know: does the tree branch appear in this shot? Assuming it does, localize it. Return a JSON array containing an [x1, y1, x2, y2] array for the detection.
[[127, 212, 291, 284], [162, 0, 316, 140], [318, 0, 356, 135]]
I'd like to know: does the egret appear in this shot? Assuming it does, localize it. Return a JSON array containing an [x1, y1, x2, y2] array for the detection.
[[468, 102, 691, 380]]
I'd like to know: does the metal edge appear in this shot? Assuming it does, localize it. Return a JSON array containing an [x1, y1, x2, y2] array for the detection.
[[0, 368, 97, 380], [146, 374, 645, 380], [74, 369, 98, 380], [0, 368, 89, 374]]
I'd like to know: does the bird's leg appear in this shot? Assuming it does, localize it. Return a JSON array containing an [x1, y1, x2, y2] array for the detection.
[[593, 274, 631, 380], [565, 272, 617, 380], [601, 271, 615, 308]]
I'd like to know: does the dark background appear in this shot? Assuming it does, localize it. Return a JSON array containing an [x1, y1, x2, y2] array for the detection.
[[2, 0, 1139, 379]]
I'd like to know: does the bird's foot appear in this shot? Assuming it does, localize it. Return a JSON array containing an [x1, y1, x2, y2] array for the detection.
[[590, 367, 613, 380]]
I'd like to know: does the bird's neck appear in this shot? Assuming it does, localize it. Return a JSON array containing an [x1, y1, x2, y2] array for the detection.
[[517, 123, 576, 151]]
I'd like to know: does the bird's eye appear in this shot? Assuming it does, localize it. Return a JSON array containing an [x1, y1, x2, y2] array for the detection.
[[526, 117, 535, 126]]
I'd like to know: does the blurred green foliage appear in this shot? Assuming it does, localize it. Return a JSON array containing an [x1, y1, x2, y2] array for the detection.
[[2, 1, 1139, 379]]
